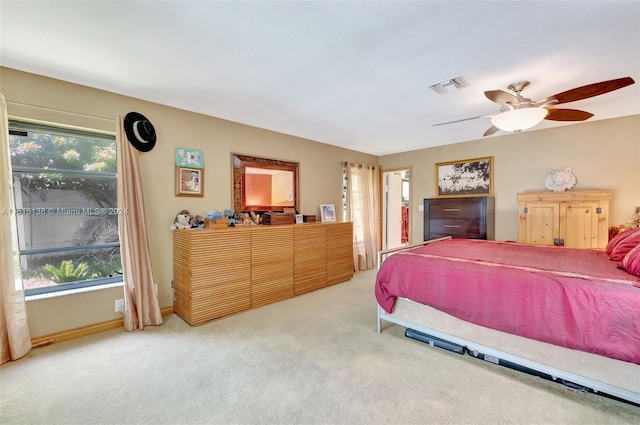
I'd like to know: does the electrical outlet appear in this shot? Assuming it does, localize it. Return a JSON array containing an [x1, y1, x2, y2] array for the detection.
[[115, 298, 125, 313]]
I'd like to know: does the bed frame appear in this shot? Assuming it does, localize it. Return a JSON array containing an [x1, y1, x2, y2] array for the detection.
[[376, 238, 640, 405]]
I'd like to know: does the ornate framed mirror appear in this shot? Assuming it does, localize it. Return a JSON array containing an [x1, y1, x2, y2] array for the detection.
[[232, 153, 299, 213]]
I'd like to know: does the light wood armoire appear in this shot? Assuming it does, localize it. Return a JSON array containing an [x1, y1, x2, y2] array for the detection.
[[517, 190, 610, 248]]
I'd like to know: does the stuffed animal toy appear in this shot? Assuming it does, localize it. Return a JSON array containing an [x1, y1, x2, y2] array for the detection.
[[193, 214, 205, 228], [170, 209, 197, 230], [242, 213, 255, 225]]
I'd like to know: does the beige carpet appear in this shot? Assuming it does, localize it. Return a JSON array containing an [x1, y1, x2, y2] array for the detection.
[[1, 269, 639, 425]]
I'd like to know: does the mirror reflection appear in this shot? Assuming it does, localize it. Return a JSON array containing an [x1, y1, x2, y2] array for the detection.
[[245, 167, 295, 207], [232, 153, 299, 212]]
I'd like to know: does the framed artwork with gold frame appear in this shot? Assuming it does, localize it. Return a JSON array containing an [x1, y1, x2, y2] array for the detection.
[[176, 166, 204, 197]]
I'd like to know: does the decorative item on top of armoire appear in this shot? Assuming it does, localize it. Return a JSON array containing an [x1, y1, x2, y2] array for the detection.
[[544, 167, 576, 192]]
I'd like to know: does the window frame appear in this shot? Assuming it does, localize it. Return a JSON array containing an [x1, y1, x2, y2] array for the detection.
[[8, 120, 122, 296]]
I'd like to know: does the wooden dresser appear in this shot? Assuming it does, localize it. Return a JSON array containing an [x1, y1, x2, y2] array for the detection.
[[517, 190, 610, 248], [173, 222, 353, 326], [423, 197, 495, 241]]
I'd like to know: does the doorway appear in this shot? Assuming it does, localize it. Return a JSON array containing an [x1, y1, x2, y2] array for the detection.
[[382, 168, 411, 250]]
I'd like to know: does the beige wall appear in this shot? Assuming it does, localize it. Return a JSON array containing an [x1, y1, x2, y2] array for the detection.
[[1, 67, 377, 337], [380, 115, 640, 244]]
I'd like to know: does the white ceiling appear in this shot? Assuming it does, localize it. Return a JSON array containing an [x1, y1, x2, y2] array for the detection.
[[1, 1, 639, 156]]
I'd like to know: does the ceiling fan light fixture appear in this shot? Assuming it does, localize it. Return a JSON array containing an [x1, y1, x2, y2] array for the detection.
[[490, 107, 548, 132]]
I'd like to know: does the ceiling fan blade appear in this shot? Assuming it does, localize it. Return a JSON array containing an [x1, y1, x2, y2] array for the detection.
[[485, 90, 518, 106], [545, 76, 635, 105], [483, 125, 500, 137], [433, 115, 486, 126], [545, 108, 594, 122]]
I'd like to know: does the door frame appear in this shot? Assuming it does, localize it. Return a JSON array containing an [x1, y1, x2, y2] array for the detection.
[[380, 166, 412, 250]]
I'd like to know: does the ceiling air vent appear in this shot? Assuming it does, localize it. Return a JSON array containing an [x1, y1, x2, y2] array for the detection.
[[429, 76, 470, 94]]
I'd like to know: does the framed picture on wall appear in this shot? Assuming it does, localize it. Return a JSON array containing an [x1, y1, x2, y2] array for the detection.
[[175, 147, 204, 169], [320, 204, 336, 222], [435, 156, 493, 198], [176, 166, 204, 197]]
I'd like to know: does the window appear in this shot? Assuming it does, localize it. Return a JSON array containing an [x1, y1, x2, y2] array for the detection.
[[8, 121, 121, 295]]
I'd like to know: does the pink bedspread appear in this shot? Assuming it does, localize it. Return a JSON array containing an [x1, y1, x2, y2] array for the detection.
[[375, 239, 640, 364]]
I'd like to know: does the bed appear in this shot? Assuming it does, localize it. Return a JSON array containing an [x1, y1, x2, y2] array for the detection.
[[375, 235, 640, 404]]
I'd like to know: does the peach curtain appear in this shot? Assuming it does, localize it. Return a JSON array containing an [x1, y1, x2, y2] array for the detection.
[[344, 162, 380, 270], [116, 117, 163, 331], [0, 93, 32, 363]]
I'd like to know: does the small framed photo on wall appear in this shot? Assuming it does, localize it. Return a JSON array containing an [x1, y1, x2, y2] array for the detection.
[[320, 204, 336, 222], [175, 147, 204, 169], [176, 166, 204, 197]]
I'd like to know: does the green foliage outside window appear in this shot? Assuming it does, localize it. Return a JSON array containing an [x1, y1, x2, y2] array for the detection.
[[9, 122, 121, 294]]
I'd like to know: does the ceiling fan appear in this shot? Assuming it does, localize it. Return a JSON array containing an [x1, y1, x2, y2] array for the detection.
[[433, 76, 635, 137]]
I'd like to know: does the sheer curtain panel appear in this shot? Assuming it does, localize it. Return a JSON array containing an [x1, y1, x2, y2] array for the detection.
[[116, 117, 163, 331], [0, 94, 31, 363], [344, 162, 380, 271]]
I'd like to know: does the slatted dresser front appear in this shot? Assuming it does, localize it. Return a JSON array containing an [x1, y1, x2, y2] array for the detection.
[[173, 222, 353, 326]]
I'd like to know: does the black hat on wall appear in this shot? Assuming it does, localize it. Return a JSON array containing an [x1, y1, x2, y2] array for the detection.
[[124, 112, 156, 152]]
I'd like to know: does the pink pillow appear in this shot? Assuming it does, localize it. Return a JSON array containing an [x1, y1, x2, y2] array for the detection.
[[610, 229, 640, 261], [606, 227, 640, 256], [621, 244, 640, 277]]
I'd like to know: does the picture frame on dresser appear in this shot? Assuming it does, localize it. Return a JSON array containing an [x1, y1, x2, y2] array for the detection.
[[436, 156, 493, 198], [320, 204, 336, 222]]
